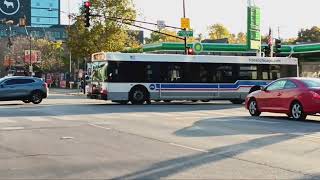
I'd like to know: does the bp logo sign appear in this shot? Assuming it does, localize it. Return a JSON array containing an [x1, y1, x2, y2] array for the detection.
[[193, 42, 203, 54], [0, 0, 20, 16]]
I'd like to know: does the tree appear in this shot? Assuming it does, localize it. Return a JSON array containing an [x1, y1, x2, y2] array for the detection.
[[33, 39, 65, 73], [145, 29, 182, 44], [236, 32, 247, 44], [297, 26, 320, 43], [207, 24, 246, 44], [67, 0, 137, 61], [283, 38, 297, 45], [208, 23, 231, 40]]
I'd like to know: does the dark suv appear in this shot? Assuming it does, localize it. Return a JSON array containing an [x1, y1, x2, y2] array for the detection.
[[0, 76, 48, 104]]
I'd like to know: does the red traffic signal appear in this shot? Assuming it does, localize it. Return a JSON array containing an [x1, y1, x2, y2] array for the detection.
[[84, 1, 91, 7], [187, 47, 194, 55]]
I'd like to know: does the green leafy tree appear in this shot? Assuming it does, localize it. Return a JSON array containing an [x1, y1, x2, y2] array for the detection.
[[208, 24, 246, 44], [67, 0, 137, 61], [145, 29, 182, 44], [34, 39, 65, 73], [208, 23, 231, 40], [297, 26, 320, 43]]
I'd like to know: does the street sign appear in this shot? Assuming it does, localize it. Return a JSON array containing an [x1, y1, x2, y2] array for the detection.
[[193, 42, 203, 54], [181, 18, 190, 30], [178, 30, 193, 37], [157, 20, 166, 30]]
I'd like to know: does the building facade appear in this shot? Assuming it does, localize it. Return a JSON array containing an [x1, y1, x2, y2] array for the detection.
[[31, 0, 60, 27], [0, 24, 67, 41], [0, 0, 60, 27]]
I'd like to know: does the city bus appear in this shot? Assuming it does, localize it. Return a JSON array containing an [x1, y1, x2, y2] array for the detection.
[[87, 52, 298, 105]]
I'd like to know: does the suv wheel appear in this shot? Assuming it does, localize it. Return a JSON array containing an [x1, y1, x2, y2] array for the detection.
[[31, 92, 43, 104]]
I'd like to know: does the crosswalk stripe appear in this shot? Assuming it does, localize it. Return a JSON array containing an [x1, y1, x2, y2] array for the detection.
[[0, 119, 16, 123], [27, 117, 52, 122]]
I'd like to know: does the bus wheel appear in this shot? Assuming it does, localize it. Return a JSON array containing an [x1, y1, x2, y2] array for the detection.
[[129, 87, 147, 105], [191, 100, 199, 102], [201, 100, 210, 102], [230, 99, 245, 104], [163, 100, 172, 103]]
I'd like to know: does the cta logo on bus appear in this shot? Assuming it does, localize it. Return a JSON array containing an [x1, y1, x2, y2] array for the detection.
[[149, 84, 156, 90]]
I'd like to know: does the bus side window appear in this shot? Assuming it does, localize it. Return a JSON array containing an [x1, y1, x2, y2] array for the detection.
[[215, 64, 234, 83], [168, 64, 184, 83]]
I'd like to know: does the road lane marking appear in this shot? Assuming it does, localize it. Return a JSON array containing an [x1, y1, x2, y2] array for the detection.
[[26, 117, 52, 122], [1, 127, 25, 131], [88, 123, 112, 130]]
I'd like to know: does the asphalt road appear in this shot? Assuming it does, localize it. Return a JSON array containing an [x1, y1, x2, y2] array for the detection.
[[0, 92, 320, 179]]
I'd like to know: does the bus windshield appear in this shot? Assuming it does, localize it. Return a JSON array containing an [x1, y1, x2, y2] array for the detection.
[[90, 62, 107, 82]]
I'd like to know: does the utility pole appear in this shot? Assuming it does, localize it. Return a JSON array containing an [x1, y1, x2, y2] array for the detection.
[[68, 0, 72, 81], [183, 0, 187, 55]]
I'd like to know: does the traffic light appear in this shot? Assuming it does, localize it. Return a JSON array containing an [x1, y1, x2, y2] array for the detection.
[[186, 47, 194, 55], [263, 45, 271, 57], [84, 1, 91, 27], [275, 39, 282, 52]]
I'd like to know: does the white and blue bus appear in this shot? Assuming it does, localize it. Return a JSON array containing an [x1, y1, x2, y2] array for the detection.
[[87, 52, 298, 104]]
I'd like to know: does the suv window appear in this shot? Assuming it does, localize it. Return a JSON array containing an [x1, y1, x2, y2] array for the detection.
[[16, 79, 35, 84], [4, 79, 18, 85], [4, 79, 34, 85], [266, 80, 286, 91]]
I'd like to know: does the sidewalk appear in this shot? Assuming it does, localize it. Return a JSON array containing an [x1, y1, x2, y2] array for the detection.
[[49, 88, 86, 96]]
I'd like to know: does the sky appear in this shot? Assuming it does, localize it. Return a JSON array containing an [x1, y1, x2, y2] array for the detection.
[[60, 0, 320, 39]]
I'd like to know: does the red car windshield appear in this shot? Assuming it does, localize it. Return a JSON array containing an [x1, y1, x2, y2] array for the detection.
[[301, 79, 320, 88]]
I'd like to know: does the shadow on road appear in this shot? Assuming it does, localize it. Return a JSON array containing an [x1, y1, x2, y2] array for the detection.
[[113, 133, 317, 179], [112, 116, 320, 179], [175, 116, 320, 138]]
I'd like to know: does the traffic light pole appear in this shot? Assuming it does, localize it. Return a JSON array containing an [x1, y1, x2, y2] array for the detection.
[[183, 0, 187, 55]]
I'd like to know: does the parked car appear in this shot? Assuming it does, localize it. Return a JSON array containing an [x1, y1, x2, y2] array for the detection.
[[0, 76, 48, 104], [246, 77, 320, 120]]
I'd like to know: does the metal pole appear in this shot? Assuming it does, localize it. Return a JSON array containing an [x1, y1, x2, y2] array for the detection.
[[29, 33, 32, 76], [183, 0, 187, 54], [68, 0, 72, 81]]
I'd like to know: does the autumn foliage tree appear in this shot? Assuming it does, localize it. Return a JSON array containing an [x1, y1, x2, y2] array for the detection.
[[208, 23, 246, 44], [67, 0, 137, 61], [297, 26, 320, 43]]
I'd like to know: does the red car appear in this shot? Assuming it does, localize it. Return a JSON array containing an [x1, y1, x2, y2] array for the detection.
[[246, 78, 320, 120]]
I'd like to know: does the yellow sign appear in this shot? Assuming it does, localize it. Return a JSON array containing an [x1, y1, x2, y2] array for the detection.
[[250, 40, 261, 50], [181, 18, 190, 30]]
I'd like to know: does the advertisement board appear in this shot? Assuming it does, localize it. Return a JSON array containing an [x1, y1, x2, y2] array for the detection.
[[24, 50, 41, 64], [0, 0, 31, 25]]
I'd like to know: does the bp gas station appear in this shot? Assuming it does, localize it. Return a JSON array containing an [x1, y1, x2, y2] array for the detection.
[[141, 4, 320, 78]]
